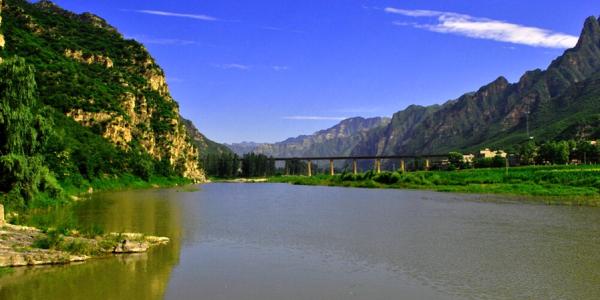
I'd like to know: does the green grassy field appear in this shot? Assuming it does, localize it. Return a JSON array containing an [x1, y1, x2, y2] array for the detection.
[[269, 165, 600, 206]]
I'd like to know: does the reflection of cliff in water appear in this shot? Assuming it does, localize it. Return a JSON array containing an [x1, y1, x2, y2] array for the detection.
[[0, 187, 191, 300]]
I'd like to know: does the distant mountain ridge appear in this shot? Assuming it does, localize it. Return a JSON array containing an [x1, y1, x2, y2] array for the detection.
[[226, 142, 268, 156], [226, 117, 390, 157], [350, 15, 600, 156], [234, 16, 600, 160]]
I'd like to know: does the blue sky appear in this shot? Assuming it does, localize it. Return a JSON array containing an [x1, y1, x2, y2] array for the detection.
[[50, 0, 599, 143]]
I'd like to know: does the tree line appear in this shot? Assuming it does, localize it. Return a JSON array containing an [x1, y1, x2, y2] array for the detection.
[[202, 153, 277, 178], [446, 139, 599, 170]]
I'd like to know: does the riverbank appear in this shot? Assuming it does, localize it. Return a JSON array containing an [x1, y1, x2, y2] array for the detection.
[[212, 178, 268, 183], [0, 220, 169, 268], [62, 174, 192, 196], [3, 174, 192, 227], [0, 174, 187, 269], [268, 165, 600, 206]]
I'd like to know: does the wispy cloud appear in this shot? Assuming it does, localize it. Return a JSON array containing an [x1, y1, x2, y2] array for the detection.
[[259, 26, 305, 34], [126, 34, 199, 46], [283, 116, 348, 121], [213, 63, 251, 70], [212, 64, 290, 72], [133, 9, 218, 21], [260, 26, 286, 32], [271, 65, 289, 72], [386, 7, 578, 49], [385, 8, 448, 18]]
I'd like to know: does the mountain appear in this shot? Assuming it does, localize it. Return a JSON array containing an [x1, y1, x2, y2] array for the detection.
[[181, 118, 233, 156], [1, 0, 206, 181], [241, 16, 600, 160], [350, 15, 600, 156], [225, 142, 268, 156], [227, 117, 390, 157]]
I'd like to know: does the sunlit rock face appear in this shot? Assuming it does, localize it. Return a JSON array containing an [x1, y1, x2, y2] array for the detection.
[[2, 0, 205, 182], [64, 49, 114, 68]]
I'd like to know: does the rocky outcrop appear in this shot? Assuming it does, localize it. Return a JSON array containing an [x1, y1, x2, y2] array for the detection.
[[0, 223, 169, 267], [64, 49, 114, 68]]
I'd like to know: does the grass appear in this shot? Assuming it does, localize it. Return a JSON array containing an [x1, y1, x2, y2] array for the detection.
[[6, 174, 193, 245], [32, 231, 130, 256], [269, 165, 600, 206], [61, 173, 191, 196]]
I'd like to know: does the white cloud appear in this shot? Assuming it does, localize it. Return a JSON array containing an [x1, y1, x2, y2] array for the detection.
[[387, 7, 578, 49], [259, 26, 306, 34], [134, 10, 218, 21], [385, 8, 448, 18], [271, 65, 289, 72], [213, 63, 251, 70], [283, 116, 348, 121], [126, 34, 199, 46]]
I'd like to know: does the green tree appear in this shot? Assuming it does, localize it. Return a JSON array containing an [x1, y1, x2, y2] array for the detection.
[[447, 152, 464, 170], [0, 58, 62, 210], [518, 141, 538, 165], [538, 141, 570, 165]]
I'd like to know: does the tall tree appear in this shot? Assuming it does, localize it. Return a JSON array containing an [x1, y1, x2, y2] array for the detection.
[[0, 58, 61, 210]]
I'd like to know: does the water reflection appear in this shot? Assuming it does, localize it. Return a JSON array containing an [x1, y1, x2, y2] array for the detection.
[[0, 187, 191, 300], [2, 184, 600, 299]]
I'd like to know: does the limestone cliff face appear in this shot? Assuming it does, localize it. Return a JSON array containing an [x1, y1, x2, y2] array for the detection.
[[2, 0, 205, 181], [64, 49, 113, 68]]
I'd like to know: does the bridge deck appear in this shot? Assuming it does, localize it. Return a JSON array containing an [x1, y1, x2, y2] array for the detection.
[[271, 154, 448, 161]]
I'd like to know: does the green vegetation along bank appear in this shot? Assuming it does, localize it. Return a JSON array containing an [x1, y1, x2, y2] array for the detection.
[[0, 222, 169, 268], [269, 165, 600, 206]]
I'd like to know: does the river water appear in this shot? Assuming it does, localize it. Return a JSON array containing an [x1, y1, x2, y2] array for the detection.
[[1, 183, 600, 299]]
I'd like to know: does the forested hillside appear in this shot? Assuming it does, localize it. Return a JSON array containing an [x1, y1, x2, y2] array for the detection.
[[0, 0, 213, 211]]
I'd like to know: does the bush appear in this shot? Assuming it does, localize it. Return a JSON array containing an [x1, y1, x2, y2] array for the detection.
[[33, 229, 63, 250], [373, 172, 401, 184]]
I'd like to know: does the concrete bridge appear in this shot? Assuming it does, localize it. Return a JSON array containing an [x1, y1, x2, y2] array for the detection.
[[272, 154, 449, 176]]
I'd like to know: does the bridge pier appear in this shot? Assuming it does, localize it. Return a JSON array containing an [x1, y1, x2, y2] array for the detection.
[[400, 160, 405, 173], [307, 160, 312, 177], [375, 159, 381, 174], [353, 160, 358, 175], [329, 159, 335, 176]]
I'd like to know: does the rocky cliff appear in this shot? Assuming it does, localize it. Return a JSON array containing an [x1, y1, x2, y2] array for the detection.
[[1, 0, 205, 181], [350, 15, 600, 156]]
